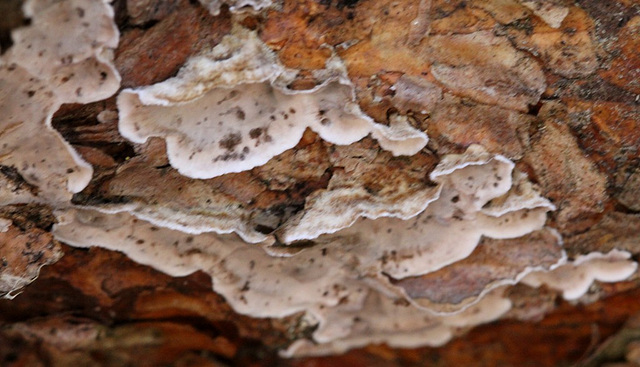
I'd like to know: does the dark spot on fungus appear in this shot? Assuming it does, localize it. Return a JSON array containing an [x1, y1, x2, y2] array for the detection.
[[321, 118, 331, 125], [249, 128, 263, 139], [219, 133, 242, 151], [241, 281, 250, 292], [236, 108, 246, 120], [451, 195, 459, 203]]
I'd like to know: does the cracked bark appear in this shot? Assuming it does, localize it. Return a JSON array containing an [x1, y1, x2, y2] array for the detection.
[[1, 0, 640, 365]]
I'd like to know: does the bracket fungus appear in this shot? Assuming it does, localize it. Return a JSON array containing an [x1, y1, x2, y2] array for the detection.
[[117, 28, 428, 179], [0, 0, 119, 295], [282, 288, 513, 357], [277, 138, 441, 242], [52, 144, 577, 356], [4, 0, 640, 361], [522, 249, 638, 300], [0, 0, 120, 205], [392, 228, 566, 314]]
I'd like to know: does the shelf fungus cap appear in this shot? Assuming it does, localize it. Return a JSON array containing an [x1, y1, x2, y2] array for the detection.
[[117, 28, 428, 179], [0, 0, 120, 205], [7, 0, 120, 104], [52, 145, 559, 356], [522, 249, 638, 300], [53, 208, 360, 318], [316, 145, 555, 280], [283, 288, 512, 357]]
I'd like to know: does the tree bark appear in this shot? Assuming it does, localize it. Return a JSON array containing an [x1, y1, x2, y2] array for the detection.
[[1, 0, 640, 365]]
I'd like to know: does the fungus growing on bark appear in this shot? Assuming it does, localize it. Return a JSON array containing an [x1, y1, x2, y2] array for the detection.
[[0, 0, 120, 205], [277, 138, 440, 243], [53, 145, 566, 355], [0, 0, 119, 295], [283, 288, 513, 357], [117, 28, 428, 179], [0, 65, 92, 204], [198, 0, 273, 15], [5, 0, 639, 361], [522, 249, 638, 300], [306, 145, 556, 280]]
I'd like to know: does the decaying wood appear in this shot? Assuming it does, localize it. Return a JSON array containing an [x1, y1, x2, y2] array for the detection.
[[1, 0, 639, 365]]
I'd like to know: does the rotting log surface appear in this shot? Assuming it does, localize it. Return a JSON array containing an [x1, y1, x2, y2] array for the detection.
[[1, 0, 640, 365]]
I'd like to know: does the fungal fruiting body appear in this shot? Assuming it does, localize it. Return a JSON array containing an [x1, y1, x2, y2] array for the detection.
[[53, 145, 587, 356], [3, 0, 638, 359], [0, 0, 120, 297], [117, 28, 428, 180], [0, 0, 120, 205]]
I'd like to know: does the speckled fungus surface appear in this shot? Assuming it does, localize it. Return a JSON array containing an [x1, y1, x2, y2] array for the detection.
[[522, 250, 638, 301], [0, 0, 119, 296], [117, 28, 428, 179], [0, 0, 120, 205], [52, 144, 577, 356]]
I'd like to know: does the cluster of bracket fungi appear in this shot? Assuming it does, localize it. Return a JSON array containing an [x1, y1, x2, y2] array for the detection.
[[1, 0, 637, 357]]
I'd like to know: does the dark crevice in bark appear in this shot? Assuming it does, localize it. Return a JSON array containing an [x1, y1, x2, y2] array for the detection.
[[0, 0, 27, 55]]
